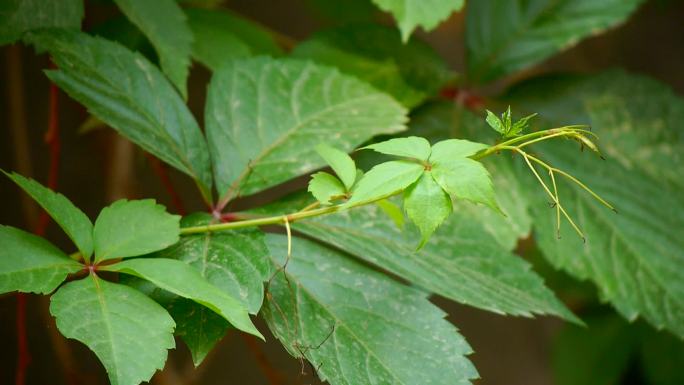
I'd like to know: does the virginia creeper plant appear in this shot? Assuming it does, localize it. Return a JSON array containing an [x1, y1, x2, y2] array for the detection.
[[2, 0, 683, 384]]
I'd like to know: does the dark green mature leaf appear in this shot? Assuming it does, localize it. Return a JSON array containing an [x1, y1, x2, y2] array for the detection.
[[185, 8, 282, 58], [308, 172, 346, 205], [315, 144, 357, 190], [0, 225, 81, 294], [430, 139, 500, 211], [51, 275, 176, 385], [263, 234, 478, 385], [3, 171, 93, 257], [113, 0, 192, 98], [104, 258, 262, 339], [205, 57, 407, 200], [507, 70, 684, 338], [259, 193, 578, 322], [165, 298, 228, 366], [466, 0, 644, 82], [93, 199, 180, 262], [292, 23, 454, 108], [552, 314, 640, 385], [27, 30, 213, 202], [347, 160, 424, 204], [185, 8, 252, 71], [409, 102, 533, 250], [403, 171, 452, 247], [0, 0, 83, 45], [371, 0, 465, 42], [364, 136, 431, 160]]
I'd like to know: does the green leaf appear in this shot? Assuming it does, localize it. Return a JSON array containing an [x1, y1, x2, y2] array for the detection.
[[371, 0, 465, 42], [552, 314, 640, 385], [104, 258, 262, 339], [0, 0, 83, 45], [27, 30, 213, 202], [308, 172, 347, 205], [149, 212, 270, 364], [292, 23, 454, 108], [315, 144, 357, 190], [429, 140, 500, 211], [263, 234, 478, 385], [509, 112, 537, 137], [185, 8, 252, 71], [485, 110, 505, 135], [205, 56, 407, 200], [93, 199, 180, 262], [376, 198, 405, 229], [0, 225, 82, 294], [466, 0, 644, 82], [185, 8, 282, 58], [507, 70, 684, 338], [403, 172, 452, 247], [113, 0, 192, 98], [50, 275, 176, 385], [363, 136, 431, 161], [410, 102, 533, 249], [347, 160, 424, 204], [3, 171, 93, 258], [258, 193, 578, 322]]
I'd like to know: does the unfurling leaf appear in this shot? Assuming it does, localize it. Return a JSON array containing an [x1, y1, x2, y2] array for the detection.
[[93, 199, 180, 262], [308, 172, 347, 205], [403, 172, 452, 247], [315, 144, 357, 190], [363, 136, 432, 161]]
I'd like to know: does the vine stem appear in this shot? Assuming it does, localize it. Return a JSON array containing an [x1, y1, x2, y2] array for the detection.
[[184, 127, 603, 236]]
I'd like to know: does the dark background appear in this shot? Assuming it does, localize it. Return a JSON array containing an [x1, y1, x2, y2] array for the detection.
[[1, 0, 683, 384]]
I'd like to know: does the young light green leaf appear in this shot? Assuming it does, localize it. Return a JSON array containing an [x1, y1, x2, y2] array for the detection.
[[257, 193, 578, 323], [263, 234, 478, 385], [185, 8, 282, 58], [429, 140, 500, 211], [403, 172, 452, 248], [27, 30, 213, 203], [363, 136, 432, 161], [185, 8, 251, 71], [0, 0, 83, 45], [376, 198, 405, 229], [113, 0, 192, 98], [371, 0, 465, 42], [0, 225, 82, 295], [93, 199, 180, 262], [347, 160, 424, 204], [509, 112, 537, 137], [104, 258, 262, 339], [50, 275, 176, 385], [485, 110, 505, 135], [466, 0, 644, 82], [292, 23, 454, 108], [3, 171, 93, 258], [315, 144, 357, 190], [508, 70, 684, 338], [308, 172, 347, 205], [205, 57, 406, 201]]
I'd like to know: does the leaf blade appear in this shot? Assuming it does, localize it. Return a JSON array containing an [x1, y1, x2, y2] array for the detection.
[[347, 160, 424, 204], [0, 0, 83, 45], [371, 0, 465, 42], [403, 171, 452, 247], [363, 136, 431, 161], [315, 144, 357, 190], [308, 171, 347, 205]]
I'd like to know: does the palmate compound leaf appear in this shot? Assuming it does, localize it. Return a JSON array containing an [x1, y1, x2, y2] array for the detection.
[[506, 70, 684, 338], [148, 213, 270, 365], [27, 30, 213, 203], [0, 225, 82, 294], [466, 0, 644, 83], [3, 171, 93, 258], [0, 0, 83, 45], [263, 234, 478, 385], [257, 193, 579, 323], [113, 0, 192, 98], [93, 199, 180, 262], [50, 274, 176, 385], [315, 144, 357, 190], [205, 56, 407, 202], [103, 258, 262, 339], [371, 0, 465, 42], [292, 23, 454, 108]]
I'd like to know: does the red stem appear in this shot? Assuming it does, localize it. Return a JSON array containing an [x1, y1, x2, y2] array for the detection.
[[145, 154, 187, 215], [440, 86, 485, 111]]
